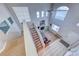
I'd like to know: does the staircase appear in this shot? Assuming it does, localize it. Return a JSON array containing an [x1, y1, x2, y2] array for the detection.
[[30, 27, 43, 52]]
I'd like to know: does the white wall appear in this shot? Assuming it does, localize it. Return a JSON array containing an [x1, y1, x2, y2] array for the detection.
[[5, 3, 79, 46], [0, 4, 21, 41], [27, 3, 50, 27], [23, 22, 38, 56], [6, 3, 50, 27], [0, 4, 22, 52], [50, 4, 79, 45]]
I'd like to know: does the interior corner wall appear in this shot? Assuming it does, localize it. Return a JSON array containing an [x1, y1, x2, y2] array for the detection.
[[51, 3, 79, 45]]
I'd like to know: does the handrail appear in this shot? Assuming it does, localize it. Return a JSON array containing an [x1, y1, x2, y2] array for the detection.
[[27, 22, 45, 52], [34, 25, 45, 49], [23, 22, 38, 56]]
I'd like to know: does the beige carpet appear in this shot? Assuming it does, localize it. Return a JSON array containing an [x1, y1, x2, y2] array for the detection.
[[0, 36, 26, 56]]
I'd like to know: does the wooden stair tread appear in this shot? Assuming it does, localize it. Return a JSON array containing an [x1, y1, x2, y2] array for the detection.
[[29, 26, 43, 52]]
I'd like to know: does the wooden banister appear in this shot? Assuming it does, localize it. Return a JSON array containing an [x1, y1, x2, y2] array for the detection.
[[23, 22, 38, 56], [27, 22, 45, 52]]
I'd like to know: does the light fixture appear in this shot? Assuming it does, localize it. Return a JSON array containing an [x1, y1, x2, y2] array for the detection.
[[76, 23, 79, 27]]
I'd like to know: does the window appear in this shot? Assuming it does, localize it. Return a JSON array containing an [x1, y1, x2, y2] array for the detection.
[[0, 20, 10, 34], [36, 11, 48, 18], [52, 24, 60, 32], [41, 11, 44, 17], [46, 11, 48, 17], [55, 6, 69, 21], [51, 6, 69, 32], [36, 11, 40, 18]]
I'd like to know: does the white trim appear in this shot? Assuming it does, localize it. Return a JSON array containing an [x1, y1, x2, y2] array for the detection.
[[0, 41, 6, 53]]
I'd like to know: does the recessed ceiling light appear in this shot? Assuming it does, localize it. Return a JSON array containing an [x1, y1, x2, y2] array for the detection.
[[76, 23, 79, 27]]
